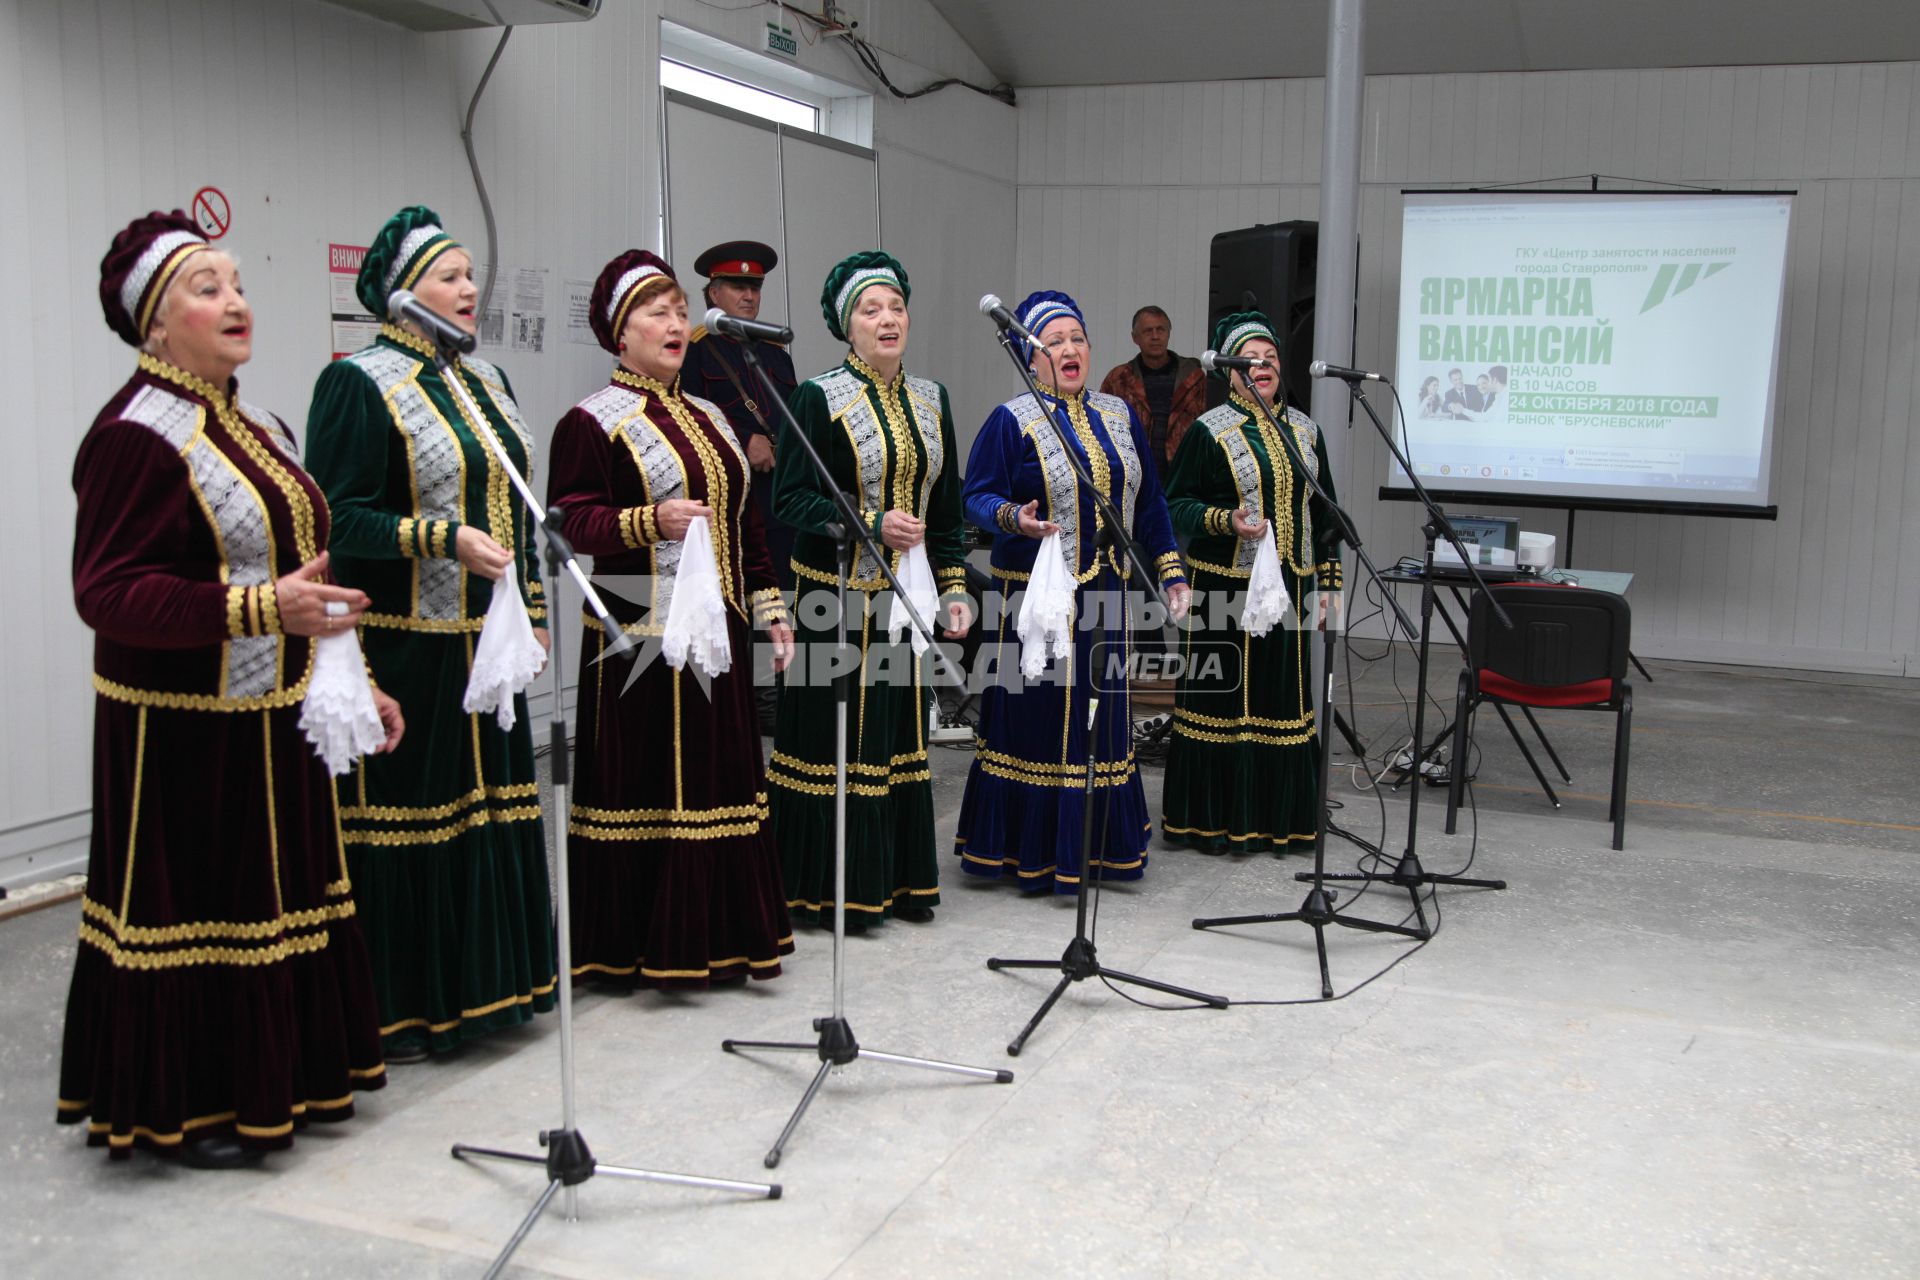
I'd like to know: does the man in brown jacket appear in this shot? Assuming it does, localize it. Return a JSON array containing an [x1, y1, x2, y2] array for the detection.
[[1099, 305, 1206, 481]]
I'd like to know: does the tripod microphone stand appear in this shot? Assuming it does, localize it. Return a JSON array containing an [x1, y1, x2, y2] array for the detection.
[[718, 337, 1011, 1170], [1307, 378, 1509, 904], [979, 320, 1228, 1055], [423, 332, 781, 1280], [1189, 369, 1430, 997]]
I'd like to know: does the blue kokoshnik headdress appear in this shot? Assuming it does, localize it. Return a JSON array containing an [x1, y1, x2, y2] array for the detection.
[[1013, 289, 1086, 362]]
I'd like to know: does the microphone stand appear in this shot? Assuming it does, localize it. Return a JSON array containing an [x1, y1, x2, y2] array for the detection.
[[718, 337, 1011, 1170], [1308, 377, 1509, 908], [1188, 369, 1429, 998], [427, 333, 783, 1278], [981, 322, 1228, 1056]]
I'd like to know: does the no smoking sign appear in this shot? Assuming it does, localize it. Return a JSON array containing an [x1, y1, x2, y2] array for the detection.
[[192, 186, 231, 240]]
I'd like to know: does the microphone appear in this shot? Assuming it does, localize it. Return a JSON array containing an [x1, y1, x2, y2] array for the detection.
[[1309, 359, 1387, 383], [1199, 350, 1270, 374], [704, 307, 793, 344], [978, 294, 1041, 345], [388, 289, 477, 355]]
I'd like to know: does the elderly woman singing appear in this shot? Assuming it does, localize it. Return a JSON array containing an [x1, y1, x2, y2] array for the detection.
[[304, 205, 555, 1060], [954, 289, 1189, 895], [546, 249, 797, 989], [768, 251, 972, 930], [58, 211, 402, 1167]]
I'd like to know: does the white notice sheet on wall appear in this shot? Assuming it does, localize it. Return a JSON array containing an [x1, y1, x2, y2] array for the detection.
[[564, 279, 598, 346], [509, 267, 547, 354], [327, 242, 379, 360], [474, 264, 549, 354]]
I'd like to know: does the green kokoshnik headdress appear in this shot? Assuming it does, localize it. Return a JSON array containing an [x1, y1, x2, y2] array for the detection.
[[357, 204, 462, 319], [1207, 309, 1279, 381], [820, 250, 910, 343]]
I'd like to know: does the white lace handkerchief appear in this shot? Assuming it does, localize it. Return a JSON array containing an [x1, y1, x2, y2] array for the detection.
[[888, 543, 940, 655], [1241, 527, 1291, 638], [463, 580, 547, 730], [661, 515, 732, 678], [300, 630, 385, 776], [1016, 530, 1076, 679]]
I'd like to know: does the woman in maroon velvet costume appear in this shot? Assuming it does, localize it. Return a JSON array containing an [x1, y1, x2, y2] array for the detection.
[[56, 211, 401, 1167], [545, 249, 797, 988]]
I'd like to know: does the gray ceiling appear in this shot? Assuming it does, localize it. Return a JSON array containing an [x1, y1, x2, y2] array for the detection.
[[926, 0, 1920, 88]]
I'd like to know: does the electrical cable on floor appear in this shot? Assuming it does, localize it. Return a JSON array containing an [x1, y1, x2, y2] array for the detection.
[[1097, 977, 1224, 1012], [1221, 470, 1509, 1006], [1098, 596, 1446, 1013], [1229, 742, 1477, 1007]]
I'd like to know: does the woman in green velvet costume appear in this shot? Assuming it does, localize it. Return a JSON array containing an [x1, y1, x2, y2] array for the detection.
[[1160, 311, 1344, 855], [304, 205, 555, 1057], [768, 251, 971, 928]]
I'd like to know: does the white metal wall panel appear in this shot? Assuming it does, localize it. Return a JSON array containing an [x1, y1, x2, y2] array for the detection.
[[0, 0, 1011, 888], [871, 81, 1019, 455], [1015, 65, 1920, 678], [877, 144, 1017, 453], [664, 93, 789, 323], [778, 130, 879, 382]]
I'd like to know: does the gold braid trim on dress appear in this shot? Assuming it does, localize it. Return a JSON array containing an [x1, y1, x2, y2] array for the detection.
[[1184, 554, 1248, 579], [79, 892, 355, 946], [378, 979, 558, 1038], [750, 587, 789, 626], [769, 750, 925, 777], [340, 804, 542, 847], [1163, 823, 1317, 845], [359, 612, 487, 633], [1175, 705, 1314, 731], [78, 920, 333, 970], [768, 749, 931, 797], [970, 740, 1137, 788], [569, 793, 769, 823], [574, 943, 794, 980], [1170, 720, 1315, 748], [568, 817, 766, 842], [93, 672, 311, 712], [568, 791, 771, 842], [339, 781, 538, 824], [139, 354, 321, 566]]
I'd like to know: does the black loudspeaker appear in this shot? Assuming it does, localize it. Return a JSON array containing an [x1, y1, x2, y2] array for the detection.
[[1206, 221, 1317, 412]]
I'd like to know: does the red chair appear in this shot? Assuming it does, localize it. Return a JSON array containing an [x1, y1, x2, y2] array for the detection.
[[1443, 583, 1633, 849]]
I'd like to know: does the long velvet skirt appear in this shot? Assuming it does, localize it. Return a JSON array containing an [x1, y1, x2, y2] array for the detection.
[[768, 591, 939, 926], [568, 613, 794, 988], [1160, 566, 1321, 854], [57, 699, 387, 1159], [340, 628, 556, 1053], [952, 565, 1152, 894]]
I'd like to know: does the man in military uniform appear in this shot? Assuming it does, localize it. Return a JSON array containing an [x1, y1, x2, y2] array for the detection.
[[681, 240, 797, 591], [682, 240, 798, 733]]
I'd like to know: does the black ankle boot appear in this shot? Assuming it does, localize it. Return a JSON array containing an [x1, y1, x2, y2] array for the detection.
[[180, 1134, 261, 1170]]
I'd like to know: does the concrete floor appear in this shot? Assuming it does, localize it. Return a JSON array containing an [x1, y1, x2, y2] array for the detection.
[[1, 655, 1915, 1279]]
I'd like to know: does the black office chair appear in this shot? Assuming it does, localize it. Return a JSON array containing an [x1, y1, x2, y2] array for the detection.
[[1444, 584, 1633, 849]]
